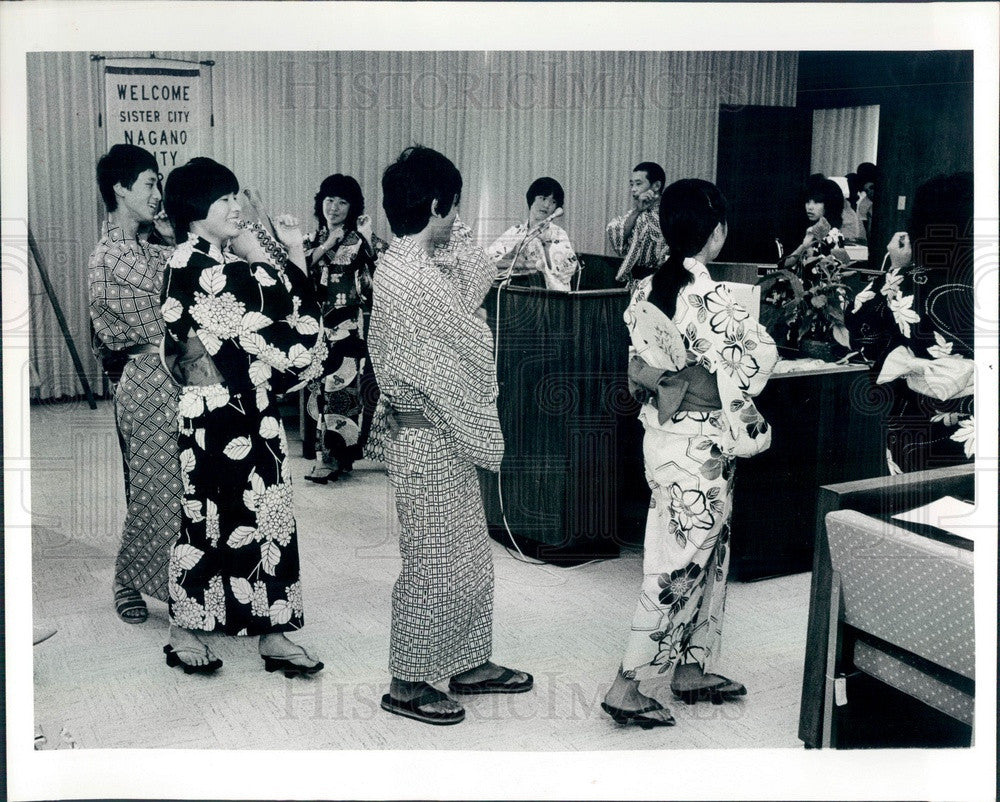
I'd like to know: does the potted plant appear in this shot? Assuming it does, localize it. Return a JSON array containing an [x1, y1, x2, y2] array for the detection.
[[758, 227, 856, 360]]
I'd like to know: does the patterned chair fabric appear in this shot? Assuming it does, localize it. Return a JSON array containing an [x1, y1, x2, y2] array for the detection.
[[825, 509, 974, 723]]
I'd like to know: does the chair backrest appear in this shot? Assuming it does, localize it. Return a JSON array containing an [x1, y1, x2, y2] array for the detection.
[[825, 509, 974, 679]]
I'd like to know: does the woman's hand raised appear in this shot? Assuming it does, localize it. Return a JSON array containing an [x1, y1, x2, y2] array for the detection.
[[273, 215, 304, 249]]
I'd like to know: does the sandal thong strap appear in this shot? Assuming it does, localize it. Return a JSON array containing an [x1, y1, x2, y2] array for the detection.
[[261, 645, 315, 664], [114, 588, 148, 620], [411, 686, 452, 709]]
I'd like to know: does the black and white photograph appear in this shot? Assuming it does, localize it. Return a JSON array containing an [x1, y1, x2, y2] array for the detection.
[[2, 2, 998, 800]]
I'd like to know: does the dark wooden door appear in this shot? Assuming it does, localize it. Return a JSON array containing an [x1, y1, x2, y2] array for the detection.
[[716, 104, 813, 264]]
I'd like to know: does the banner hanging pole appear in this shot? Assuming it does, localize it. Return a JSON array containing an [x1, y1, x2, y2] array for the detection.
[[28, 228, 97, 409]]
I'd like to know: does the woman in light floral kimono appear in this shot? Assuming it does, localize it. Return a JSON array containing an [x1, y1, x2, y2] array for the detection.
[[302, 174, 387, 483], [486, 176, 579, 292], [845, 172, 974, 474], [602, 179, 778, 728], [160, 158, 328, 675]]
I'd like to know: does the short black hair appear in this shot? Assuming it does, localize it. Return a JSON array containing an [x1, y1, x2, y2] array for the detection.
[[96, 144, 159, 212], [314, 173, 365, 232], [381, 146, 461, 236], [856, 162, 880, 186], [163, 157, 239, 241], [803, 174, 844, 229], [633, 161, 665, 191], [525, 176, 564, 209]]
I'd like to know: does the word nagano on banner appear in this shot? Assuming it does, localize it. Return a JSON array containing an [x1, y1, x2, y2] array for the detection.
[[103, 58, 203, 175]]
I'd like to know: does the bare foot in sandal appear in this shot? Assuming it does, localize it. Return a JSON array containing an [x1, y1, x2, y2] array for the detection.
[[167, 625, 219, 669], [390, 678, 463, 717], [258, 633, 323, 675]]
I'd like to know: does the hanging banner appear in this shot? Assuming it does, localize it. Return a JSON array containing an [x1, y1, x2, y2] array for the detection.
[[103, 57, 202, 175]]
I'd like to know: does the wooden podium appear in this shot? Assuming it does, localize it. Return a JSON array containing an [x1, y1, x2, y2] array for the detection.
[[481, 284, 646, 564]]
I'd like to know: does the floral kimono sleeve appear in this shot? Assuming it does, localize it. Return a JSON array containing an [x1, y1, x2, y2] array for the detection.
[[679, 274, 778, 457], [605, 213, 629, 256], [161, 248, 202, 353], [486, 224, 527, 266], [545, 225, 580, 291], [229, 258, 327, 392]]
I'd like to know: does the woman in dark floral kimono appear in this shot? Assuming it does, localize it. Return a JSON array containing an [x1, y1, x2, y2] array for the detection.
[[602, 180, 778, 728], [302, 174, 387, 483], [160, 158, 328, 675], [846, 172, 974, 474]]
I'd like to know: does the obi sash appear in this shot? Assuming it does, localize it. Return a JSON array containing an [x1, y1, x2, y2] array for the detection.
[[628, 356, 722, 425]]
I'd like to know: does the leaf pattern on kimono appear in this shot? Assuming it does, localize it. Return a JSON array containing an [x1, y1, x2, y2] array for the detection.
[[240, 332, 266, 356], [199, 330, 222, 356], [231, 577, 253, 605], [182, 497, 204, 522], [173, 543, 204, 570], [199, 265, 227, 295], [288, 343, 312, 368], [179, 448, 196, 474], [240, 311, 272, 334], [248, 360, 272, 386], [161, 297, 183, 323], [194, 429, 206, 450], [261, 541, 281, 575], [228, 526, 258, 548], [204, 387, 229, 410], [269, 599, 292, 626], [223, 436, 253, 460], [259, 416, 280, 440], [294, 315, 320, 335], [253, 265, 277, 287]]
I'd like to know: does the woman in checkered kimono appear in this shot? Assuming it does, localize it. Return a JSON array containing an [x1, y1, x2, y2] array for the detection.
[[159, 158, 328, 675], [602, 179, 777, 728], [367, 147, 532, 726]]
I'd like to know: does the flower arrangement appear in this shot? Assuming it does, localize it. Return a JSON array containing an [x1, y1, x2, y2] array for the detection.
[[758, 226, 856, 351]]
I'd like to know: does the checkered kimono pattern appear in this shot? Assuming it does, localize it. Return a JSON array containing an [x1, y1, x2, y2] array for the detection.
[[606, 207, 668, 286], [161, 236, 327, 636], [88, 222, 180, 600], [619, 261, 777, 700], [367, 235, 504, 682]]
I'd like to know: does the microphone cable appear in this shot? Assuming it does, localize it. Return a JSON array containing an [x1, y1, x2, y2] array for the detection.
[[490, 234, 606, 575]]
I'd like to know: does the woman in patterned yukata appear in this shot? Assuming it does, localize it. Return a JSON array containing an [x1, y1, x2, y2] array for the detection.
[[88, 144, 181, 624], [602, 179, 778, 728], [368, 146, 532, 726], [302, 173, 386, 483], [159, 158, 328, 675], [486, 176, 580, 291], [845, 172, 974, 474]]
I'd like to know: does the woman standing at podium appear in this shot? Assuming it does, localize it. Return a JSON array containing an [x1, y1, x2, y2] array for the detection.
[[602, 179, 778, 728], [486, 177, 579, 291]]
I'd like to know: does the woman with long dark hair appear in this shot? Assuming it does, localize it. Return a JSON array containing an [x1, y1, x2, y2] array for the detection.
[[602, 179, 778, 728], [302, 173, 386, 483], [160, 157, 327, 675]]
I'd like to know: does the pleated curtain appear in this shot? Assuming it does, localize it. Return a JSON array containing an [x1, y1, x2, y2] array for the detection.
[[810, 104, 880, 177], [26, 50, 795, 400]]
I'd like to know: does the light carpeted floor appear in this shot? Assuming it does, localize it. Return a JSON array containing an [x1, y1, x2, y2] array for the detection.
[[31, 400, 810, 750]]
